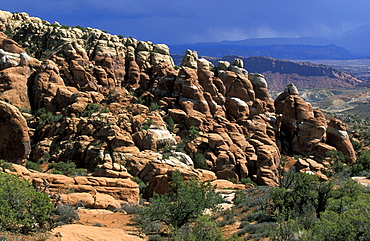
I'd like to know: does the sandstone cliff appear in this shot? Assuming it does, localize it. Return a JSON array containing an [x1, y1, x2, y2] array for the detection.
[[0, 10, 357, 204]]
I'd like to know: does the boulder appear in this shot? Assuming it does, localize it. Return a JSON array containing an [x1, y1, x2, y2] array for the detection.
[[0, 101, 30, 164], [0, 66, 33, 109], [326, 118, 356, 163]]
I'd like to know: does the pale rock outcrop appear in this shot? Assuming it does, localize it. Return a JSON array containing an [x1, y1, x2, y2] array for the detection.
[[151, 44, 175, 66], [217, 61, 230, 74], [177, 67, 212, 118], [229, 58, 248, 76], [181, 49, 198, 69], [326, 118, 356, 163], [10, 164, 139, 207], [248, 73, 271, 103]]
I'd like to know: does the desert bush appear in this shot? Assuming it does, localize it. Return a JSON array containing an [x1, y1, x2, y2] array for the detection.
[[241, 211, 274, 223], [193, 153, 209, 170], [149, 103, 160, 111], [233, 171, 370, 240], [233, 186, 272, 210], [120, 203, 139, 214], [81, 103, 102, 117], [136, 171, 222, 234], [325, 149, 349, 176], [52, 204, 79, 226], [174, 215, 224, 241], [350, 137, 362, 151], [48, 162, 87, 176], [132, 177, 147, 193], [93, 223, 104, 227], [142, 119, 153, 130], [351, 149, 370, 176], [26, 161, 41, 172], [188, 126, 200, 140], [240, 177, 257, 186], [35, 107, 63, 124], [219, 212, 237, 227], [100, 108, 110, 113], [148, 234, 163, 241], [0, 172, 54, 233], [0, 160, 13, 172], [237, 222, 276, 239], [165, 116, 175, 132]]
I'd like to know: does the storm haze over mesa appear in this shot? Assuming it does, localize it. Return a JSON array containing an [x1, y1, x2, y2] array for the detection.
[[2, 0, 370, 45]]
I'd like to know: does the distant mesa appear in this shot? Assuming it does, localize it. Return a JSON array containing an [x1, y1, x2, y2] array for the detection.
[[221, 56, 363, 90], [171, 54, 363, 90], [169, 38, 356, 60]]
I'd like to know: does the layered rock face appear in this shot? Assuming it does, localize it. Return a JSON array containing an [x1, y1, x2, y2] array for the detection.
[[0, 10, 357, 203], [11, 164, 139, 209]]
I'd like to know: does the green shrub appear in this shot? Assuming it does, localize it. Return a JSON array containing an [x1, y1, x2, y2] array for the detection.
[[136, 171, 223, 233], [100, 108, 110, 113], [149, 103, 160, 111], [351, 149, 370, 176], [0, 160, 14, 172], [148, 234, 163, 241], [174, 215, 224, 241], [241, 211, 274, 223], [188, 126, 200, 140], [193, 153, 209, 170], [325, 150, 349, 176], [350, 137, 362, 151], [219, 212, 237, 227], [241, 177, 257, 187], [136, 97, 145, 105], [35, 107, 63, 124], [175, 141, 186, 153], [0, 172, 54, 233], [81, 103, 102, 117], [73, 25, 88, 31], [132, 177, 147, 193], [165, 116, 175, 132], [48, 162, 87, 176], [26, 161, 41, 172], [142, 119, 153, 130]]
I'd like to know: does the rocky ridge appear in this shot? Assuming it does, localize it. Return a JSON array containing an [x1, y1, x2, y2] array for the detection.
[[220, 56, 363, 90], [0, 10, 357, 205]]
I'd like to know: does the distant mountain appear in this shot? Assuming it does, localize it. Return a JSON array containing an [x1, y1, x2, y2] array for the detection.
[[335, 24, 370, 57], [169, 40, 355, 60], [205, 56, 363, 90], [169, 24, 370, 60]]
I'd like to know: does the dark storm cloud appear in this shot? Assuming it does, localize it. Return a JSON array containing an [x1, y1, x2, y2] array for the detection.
[[2, 0, 370, 44]]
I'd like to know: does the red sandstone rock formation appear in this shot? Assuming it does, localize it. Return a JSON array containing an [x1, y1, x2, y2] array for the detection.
[[0, 10, 359, 196], [0, 101, 30, 164]]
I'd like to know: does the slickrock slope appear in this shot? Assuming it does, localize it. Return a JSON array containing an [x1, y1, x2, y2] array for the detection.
[[0, 10, 357, 203]]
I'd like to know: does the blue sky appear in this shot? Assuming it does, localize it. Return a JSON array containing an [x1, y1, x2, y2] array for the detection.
[[2, 1, 370, 45]]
